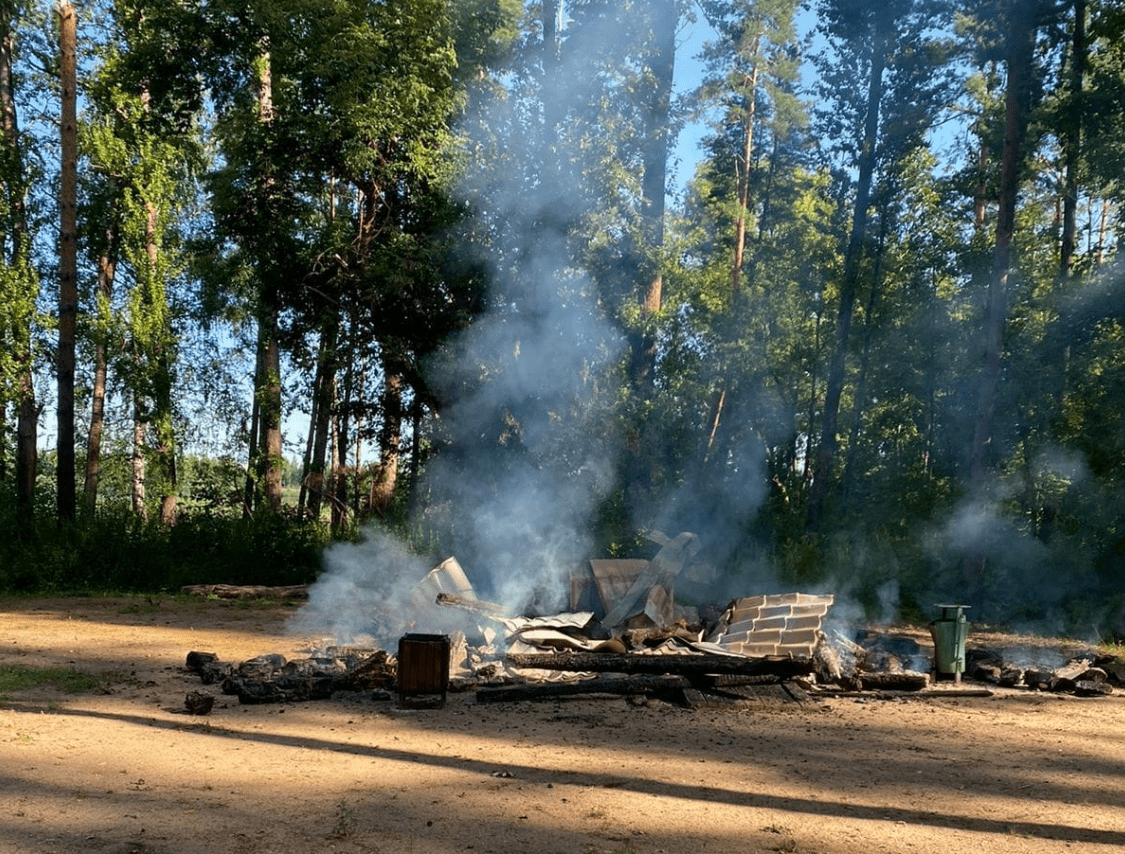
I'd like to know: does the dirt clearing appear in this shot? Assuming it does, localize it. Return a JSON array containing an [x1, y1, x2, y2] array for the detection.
[[2, 596, 1124, 854]]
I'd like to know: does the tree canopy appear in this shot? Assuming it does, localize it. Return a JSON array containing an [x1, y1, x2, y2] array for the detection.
[[1, 0, 1123, 636]]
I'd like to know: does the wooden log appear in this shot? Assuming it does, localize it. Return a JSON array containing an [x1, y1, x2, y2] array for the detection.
[[180, 583, 309, 600], [857, 671, 929, 691], [505, 650, 814, 677], [1051, 660, 1107, 693], [1073, 679, 1113, 697], [692, 673, 783, 688], [435, 592, 510, 618], [476, 674, 690, 703], [815, 688, 994, 699]]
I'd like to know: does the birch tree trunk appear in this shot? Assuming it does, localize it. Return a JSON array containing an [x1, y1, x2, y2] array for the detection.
[[131, 401, 147, 522]]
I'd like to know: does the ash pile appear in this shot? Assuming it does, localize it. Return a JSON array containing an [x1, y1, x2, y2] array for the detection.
[[182, 531, 1120, 711]]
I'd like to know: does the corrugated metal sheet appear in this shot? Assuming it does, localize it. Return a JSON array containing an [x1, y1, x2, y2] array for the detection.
[[706, 592, 835, 658], [409, 556, 477, 626], [586, 559, 650, 616]]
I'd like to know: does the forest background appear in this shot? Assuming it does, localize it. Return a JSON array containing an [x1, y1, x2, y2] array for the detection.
[[2, 0, 1124, 639]]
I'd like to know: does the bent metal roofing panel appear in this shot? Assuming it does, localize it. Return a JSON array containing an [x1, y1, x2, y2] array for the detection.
[[706, 593, 835, 658]]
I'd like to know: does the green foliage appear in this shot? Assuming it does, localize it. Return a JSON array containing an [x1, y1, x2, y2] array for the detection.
[[0, 486, 331, 594]]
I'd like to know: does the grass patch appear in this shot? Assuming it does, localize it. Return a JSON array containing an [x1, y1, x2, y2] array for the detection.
[[0, 663, 118, 696]]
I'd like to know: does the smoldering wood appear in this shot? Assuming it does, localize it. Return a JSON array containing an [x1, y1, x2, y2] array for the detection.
[[691, 673, 786, 688], [856, 671, 930, 692], [505, 651, 814, 678], [1050, 660, 1107, 693], [475, 674, 691, 703], [1073, 679, 1113, 697], [622, 623, 704, 647], [180, 583, 309, 600], [186, 649, 396, 704], [435, 592, 511, 619]]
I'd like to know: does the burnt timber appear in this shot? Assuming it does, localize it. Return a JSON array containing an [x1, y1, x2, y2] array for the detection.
[[505, 650, 814, 678]]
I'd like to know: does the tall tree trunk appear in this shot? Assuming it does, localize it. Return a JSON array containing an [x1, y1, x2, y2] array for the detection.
[[131, 398, 147, 522], [329, 375, 346, 532], [407, 396, 424, 513], [541, 0, 561, 134], [624, 0, 675, 521], [56, 0, 78, 523], [298, 378, 318, 514], [964, 3, 1038, 597], [330, 315, 357, 533], [630, 0, 675, 395], [258, 309, 283, 512], [703, 29, 763, 465], [370, 358, 403, 517], [805, 23, 889, 534], [731, 41, 761, 303], [84, 216, 119, 513], [841, 210, 889, 506], [1, 7, 36, 531], [305, 323, 337, 520], [243, 337, 262, 517], [251, 36, 284, 514], [1058, 0, 1085, 282], [967, 4, 1036, 490], [143, 196, 178, 526]]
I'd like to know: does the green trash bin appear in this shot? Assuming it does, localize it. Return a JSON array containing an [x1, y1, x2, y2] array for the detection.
[[930, 604, 970, 682]]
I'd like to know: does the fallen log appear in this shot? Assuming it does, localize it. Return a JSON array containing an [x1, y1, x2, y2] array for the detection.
[[505, 651, 814, 678], [815, 688, 994, 699], [857, 671, 929, 692], [476, 674, 690, 703], [181, 584, 309, 600]]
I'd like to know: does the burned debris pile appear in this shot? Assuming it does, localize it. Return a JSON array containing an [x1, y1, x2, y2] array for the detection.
[[965, 647, 1121, 697], [181, 532, 1121, 711], [185, 648, 395, 705]]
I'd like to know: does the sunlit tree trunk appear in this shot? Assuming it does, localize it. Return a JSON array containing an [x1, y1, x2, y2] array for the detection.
[[84, 214, 118, 513], [56, 0, 78, 523], [243, 338, 262, 517], [131, 399, 147, 522], [703, 24, 763, 465], [1059, 0, 1085, 282], [370, 358, 403, 517], [255, 41, 284, 514]]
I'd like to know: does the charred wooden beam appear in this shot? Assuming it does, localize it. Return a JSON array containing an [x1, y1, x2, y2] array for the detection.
[[506, 651, 814, 678], [814, 688, 994, 699], [435, 592, 510, 618], [856, 671, 930, 692], [476, 674, 690, 703]]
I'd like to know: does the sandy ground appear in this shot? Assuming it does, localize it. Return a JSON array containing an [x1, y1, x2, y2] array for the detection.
[[2, 596, 1124, 854]]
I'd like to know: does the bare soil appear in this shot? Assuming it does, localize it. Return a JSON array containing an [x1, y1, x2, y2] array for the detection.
[[2, 596, 1124, 854]]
